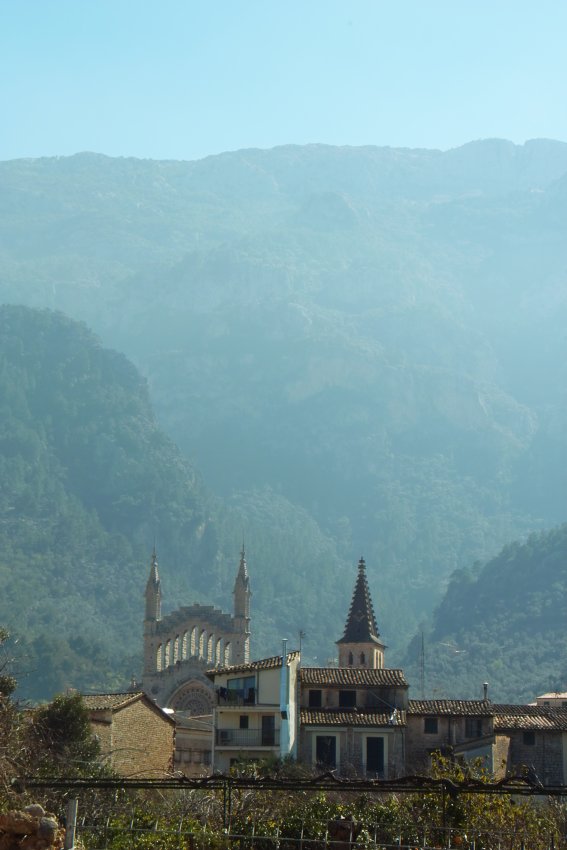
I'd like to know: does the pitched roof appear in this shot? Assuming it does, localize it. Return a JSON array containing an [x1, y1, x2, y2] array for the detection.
[[82, 691, 176, 724], [301, 708, 406, 727], [537, 692, 567, 700], [206, 651, 299, 678], [337, 557, 382, 645], [81, 692, 143, 711], [492, 704, 567, 731], [301, 667, 408, 687], [408, 699, 493, 716]]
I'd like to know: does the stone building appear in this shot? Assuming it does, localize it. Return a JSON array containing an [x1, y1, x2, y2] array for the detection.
[[491, 704, 567, 785], [141, 546, 251, 716], [405, 699, 494, 773], [298, 557, 408, 778], [83, 692, 175, 777]]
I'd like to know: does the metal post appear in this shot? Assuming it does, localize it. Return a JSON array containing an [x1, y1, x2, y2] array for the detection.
[[64, 799, 78, 850]]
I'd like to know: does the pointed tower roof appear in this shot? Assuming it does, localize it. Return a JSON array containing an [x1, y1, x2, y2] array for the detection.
[[337, 557, 381, 645], [146, 546, 160, 590], [145, 546, 162, 622], [234, 544, 249, 588]]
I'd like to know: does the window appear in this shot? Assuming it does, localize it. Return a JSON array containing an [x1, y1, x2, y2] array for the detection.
[[227, 675, 256, 704], [309, 689, 322, 707], [261, 715, 275, 746], [339, 690, 356, 708], [239, 715, 249, 729], [465, 718, 482, 738], [523, 730, 535, 746], [360, 652, 365, 665], [424, 717, 438, 734], [316, 735, 336, 768], [366, 737, 384, 776]]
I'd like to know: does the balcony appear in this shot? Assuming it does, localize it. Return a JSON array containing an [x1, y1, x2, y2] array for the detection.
[[216, 729, 280, 748], [216, 687, 256, 706]]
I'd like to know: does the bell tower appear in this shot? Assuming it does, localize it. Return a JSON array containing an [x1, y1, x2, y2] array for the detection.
[[336, 556, 386, 669]]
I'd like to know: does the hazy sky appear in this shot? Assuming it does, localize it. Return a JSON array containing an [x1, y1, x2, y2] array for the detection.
[[2, 0, 566, 162]]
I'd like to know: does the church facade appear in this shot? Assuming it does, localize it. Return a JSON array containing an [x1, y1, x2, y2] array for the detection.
[[141, 547, 251, 715]]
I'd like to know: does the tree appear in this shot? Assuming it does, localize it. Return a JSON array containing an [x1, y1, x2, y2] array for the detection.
[[30, 692, 101, 774]]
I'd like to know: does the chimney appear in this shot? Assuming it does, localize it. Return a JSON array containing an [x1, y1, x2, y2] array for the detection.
[[483, 682, 489, 701]]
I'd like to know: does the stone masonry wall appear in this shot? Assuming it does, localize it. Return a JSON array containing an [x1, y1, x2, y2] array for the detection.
[[110, 700, 174, 777]]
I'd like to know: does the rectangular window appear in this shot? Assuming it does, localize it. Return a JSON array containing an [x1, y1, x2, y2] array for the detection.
[[309, 690, 322, 707], [316, 735, 337, 768], [366, 737, 385, 776], [465, 718, 482, 738], [261, 715, 275, 746], [226, 675, 256, 704], [338, 690, 356, 708], [523, 730, 536, 746], [239, 715, 249, 729], [424, 717, 438, 734]]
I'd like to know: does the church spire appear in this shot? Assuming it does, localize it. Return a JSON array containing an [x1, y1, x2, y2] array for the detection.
[[233, 544, 251, 662], [233, 544, 251, 618], [145, 546, 162, 621], [336, 556, 385, 668]]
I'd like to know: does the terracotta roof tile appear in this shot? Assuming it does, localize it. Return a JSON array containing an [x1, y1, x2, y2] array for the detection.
[[301, 667, 408, 687], [301, 708, 406, 727], [408, 699, 492, 716], [492, 705, 567, 731], [81, 692, 141, 711], [206, 651, 299, 678]]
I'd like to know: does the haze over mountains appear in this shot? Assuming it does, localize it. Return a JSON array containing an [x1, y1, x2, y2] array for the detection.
[[0, 140, 565, 701]]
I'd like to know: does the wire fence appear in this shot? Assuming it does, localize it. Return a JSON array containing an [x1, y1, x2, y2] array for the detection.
[[23, 776, 567, 850], [73, 810, 565, 850]]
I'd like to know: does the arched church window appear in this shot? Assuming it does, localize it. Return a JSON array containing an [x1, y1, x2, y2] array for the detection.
[[173, 635, 180, 664], [164, 639, 171, 667], [224, 642, 231, 665], [182, 631, 188, 659], [207, 634, 214, 662], [216, 637, 223, 664], [199, 630, 206, 659], [156, 644, 163, 672], [190, 626, 197, 656]]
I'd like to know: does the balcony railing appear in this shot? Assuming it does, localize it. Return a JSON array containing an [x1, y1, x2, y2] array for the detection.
[[216, 688, 256, 706], [215, 729, 280, 748]]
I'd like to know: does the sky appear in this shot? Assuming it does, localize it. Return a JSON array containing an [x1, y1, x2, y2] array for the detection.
[[1, 0, 566, 162]]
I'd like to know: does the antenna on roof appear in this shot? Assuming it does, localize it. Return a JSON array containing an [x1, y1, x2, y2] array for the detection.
[[420, 631, 425, 700]]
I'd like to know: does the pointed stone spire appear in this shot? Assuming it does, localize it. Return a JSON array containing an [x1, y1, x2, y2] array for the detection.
[[337, 557, 385, 668], [145, 546, 162, 621], [233, 543, 251, 618], [233, 544, 251, 663]]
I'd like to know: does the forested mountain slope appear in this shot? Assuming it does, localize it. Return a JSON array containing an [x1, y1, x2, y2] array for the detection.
[[0, 141, 565, 674], [404, 524, 567, 703], [0, 306, 350, 699]]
